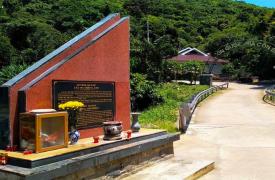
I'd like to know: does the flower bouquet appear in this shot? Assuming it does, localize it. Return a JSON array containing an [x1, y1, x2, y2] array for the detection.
[[58, 101, 84, 144]]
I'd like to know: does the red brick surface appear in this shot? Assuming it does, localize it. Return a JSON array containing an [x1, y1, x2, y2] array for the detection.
[[25, 19, 130, 138], [6, 14, 130, 143]]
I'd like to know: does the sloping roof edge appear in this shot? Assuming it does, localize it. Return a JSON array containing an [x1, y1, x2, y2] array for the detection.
[[19, 17, 129, 91], [178, 47, 192, 54], [179, 47, 208, 56], [2, 13, 119, 87], [168, 54, 229, 64]]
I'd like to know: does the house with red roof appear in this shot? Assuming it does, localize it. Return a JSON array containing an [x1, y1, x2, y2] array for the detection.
[[169, 47, 228, 75]]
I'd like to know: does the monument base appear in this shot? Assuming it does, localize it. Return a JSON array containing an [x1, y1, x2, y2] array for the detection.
[[0, 129, 179, 179]]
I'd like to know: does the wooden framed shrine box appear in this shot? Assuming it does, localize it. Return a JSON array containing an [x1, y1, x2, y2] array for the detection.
[[19, 111, 68, 153]]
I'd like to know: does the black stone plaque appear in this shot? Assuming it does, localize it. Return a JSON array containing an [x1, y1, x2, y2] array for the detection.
[[53, 81, 115, 129]]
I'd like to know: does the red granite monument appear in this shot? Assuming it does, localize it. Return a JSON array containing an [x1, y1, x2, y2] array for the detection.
[[0, 14, 179, 179], [0, 13, 130, 148]]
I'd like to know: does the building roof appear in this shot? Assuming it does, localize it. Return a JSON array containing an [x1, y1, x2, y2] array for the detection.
[[178, 47, 208, 56], [178, 47, 192, 54], [170, 54, 228, 64], [170, 47, 228, 64]]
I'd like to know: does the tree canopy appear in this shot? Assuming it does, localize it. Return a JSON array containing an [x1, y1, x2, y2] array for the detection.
[[0, 0, 274, 84]]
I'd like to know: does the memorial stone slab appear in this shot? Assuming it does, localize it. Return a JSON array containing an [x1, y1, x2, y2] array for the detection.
[[53, 81, 115, 129]]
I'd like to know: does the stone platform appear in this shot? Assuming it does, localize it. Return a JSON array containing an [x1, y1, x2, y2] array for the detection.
[[122, 159, 214, 180], [0, 129, 179, 179]]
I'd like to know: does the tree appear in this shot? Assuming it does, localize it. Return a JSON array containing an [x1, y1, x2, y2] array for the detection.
[[0, 35, 16, 66], [3, 0, 22, 15], [0, 0, 274, 80], [164, 61, 183, 81], [182, 61, 205, 84], [0, 63, 28, 84], [130, 73, 163, 111], [222, 63, 236, 78]]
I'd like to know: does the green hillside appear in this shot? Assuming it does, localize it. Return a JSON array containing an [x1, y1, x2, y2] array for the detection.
[[0, 0, 274, 84]]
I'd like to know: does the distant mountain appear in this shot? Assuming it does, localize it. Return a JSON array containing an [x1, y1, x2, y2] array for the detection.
[[0, 0, 274, 81]]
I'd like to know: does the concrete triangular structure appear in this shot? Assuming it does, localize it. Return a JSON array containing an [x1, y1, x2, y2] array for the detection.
[[0, 14, 130, 148]]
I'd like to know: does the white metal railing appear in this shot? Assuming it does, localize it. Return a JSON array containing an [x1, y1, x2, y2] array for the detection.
[[178, 82, 229, 133]]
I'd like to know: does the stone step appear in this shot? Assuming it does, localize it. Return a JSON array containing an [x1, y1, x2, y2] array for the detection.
[[0, 132, 180, 179], [121, 159, 215, 180]]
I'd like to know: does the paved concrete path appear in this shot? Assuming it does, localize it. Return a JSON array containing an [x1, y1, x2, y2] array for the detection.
[[174, 83, 275, 179]]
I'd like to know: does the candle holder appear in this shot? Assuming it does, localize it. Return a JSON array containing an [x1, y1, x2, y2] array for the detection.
[[93, 136, 99, 143], [127, 130, 132, 140], [0, 153, 8, 165], [23, 149, 33, 155], [5, 145, 12, 152], [12, 145, 18, 152]]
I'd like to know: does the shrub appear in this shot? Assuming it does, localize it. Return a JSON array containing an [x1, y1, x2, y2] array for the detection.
[[130, 73, 163, 111], [182, 61, 205, 84], [139, 83, 209, 132], [163, 61, 184, 81], [163, 60, 205, 84]]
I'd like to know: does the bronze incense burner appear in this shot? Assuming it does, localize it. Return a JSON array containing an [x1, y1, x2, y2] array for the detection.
[[103, 121, 122, 140]]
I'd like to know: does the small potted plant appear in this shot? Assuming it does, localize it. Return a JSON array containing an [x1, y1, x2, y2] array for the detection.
[[58, 101, 84, 144]]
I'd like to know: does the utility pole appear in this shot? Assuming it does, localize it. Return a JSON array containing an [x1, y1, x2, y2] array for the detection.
[[147, 19, 150, 43]]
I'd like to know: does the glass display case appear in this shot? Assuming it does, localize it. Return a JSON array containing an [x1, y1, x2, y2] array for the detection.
[[19, 111, 68, 153]]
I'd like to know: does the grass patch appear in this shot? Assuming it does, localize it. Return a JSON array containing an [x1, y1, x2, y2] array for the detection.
[[139, 83, 208, 132]]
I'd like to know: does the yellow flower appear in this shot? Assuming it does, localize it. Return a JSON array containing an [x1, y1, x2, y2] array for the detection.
[[58, 101, 84, 110]]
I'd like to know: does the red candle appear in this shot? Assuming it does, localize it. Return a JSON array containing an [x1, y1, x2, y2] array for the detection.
[[23, 150, 33, 155], [5, 145, 11, 152], [23, 150, 29, 155], [127, 130, 132, 139], [0, 157, 5, 165], [12, 145, 17, 152], [0, 153, 8, 165], [93, 136, 99, 143]]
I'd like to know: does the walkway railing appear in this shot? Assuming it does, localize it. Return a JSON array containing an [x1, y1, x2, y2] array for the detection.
[[178, 82, 229, 133], [264, 85, 275, 105]]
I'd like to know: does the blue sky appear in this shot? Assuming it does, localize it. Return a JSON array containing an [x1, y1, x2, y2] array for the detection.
[[243, 0, 275, 8]]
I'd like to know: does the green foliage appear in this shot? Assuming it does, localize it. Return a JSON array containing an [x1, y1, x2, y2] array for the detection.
[[3, 0, 22, 15], [130, 73, 163, 111], [222, 63, 236, 77], [0, 0, 274, 80], [0, 34, 16, 66], [0, 63, 28, 84], [139, 83, 208, 132], [182, 61, 205, 84], [164, 60, 204, 83], [163, 61, 183, 81]]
